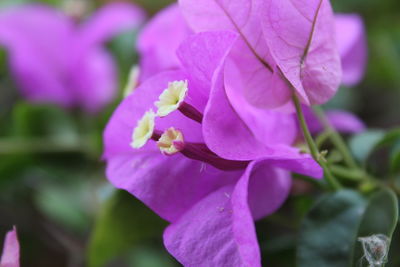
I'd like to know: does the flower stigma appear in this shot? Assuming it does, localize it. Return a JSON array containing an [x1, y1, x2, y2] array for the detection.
[[155, 80, 188, 117], [151, 126, 248, 170], [157, 127, 185, 155], [131, 109, 156, 149]]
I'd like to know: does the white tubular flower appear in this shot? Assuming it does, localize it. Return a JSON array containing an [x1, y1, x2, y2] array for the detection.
[[130, 109, 156, 149], [155, 80, 188, 117], [157, 127, 185, 155], [123, 65, 140, 98]]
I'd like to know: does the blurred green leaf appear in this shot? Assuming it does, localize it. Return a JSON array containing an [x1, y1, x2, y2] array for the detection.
[[366, 27, 400, 88], [0, 155, 33, 186], [87, 190, 167, 267], [128, 246, 178, 267], [297, 190, 367, 267], [297, 189, 399, 267], [353, 188, 398, 266], [12, 102, 78, 141], [390, 142, 400, 173], [376, 129, 400, 147], [386, 222, 400, 267], [132, 0, 174, 14], [323, 86, 359, 111], [0, 103, 93, 155], [293, 195, 314, 218], [0, 0, 61, 9], [349, 130, 386, 163], [351, 128, 400, 175], [108, 29, 139, 80], [0, 0, 28, 8], [35, 180, 93, 232]]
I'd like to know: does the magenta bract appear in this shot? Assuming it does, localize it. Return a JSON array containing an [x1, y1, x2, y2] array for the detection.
[[104, 29, 322, 267], [0, 227, 19, 267]]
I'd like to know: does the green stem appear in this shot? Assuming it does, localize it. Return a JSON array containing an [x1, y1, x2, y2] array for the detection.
[[332, 165, 393, 193], [330, 165, 365, 181], [315, 130, 331, 148], [292, 94, 342, 190], [0, 138, 92, 155], [313, 106, 359, 169]]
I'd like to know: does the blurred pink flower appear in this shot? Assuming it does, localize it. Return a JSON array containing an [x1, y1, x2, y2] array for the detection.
[[336, 14, 368, 86], [0, 3, 145, 112]]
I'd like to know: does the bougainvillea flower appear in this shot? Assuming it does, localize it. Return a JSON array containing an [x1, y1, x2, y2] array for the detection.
[[104, 29, 322, 266], [260, 0, 342, 105], [137, 4, 190, 81], [335, 14, 368, 86], [179, 0, 342, 108], [302, 107, 366, 135], [0, 3, 144, 112], [136, 4, 366, 97], [179, 0, 290, 109], [133, 4, 366, 153], [104, 73, 321, 266], [0, 227, 19, 267]]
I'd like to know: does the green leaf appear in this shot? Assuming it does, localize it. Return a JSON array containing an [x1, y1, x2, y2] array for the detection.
[[129, 0, 174, 14], [87, 190, 167, 267], [353, 188, 399, 266], [386, 223, 400, 267], [390, 142, 400, 173], [108, 29, 139, 79], [0, 0, 28, 8], [349, 130, 386, 163], [375, 128, 400, 147], [35, 180, 92, 232], [0, 155, 33, 186], [128, 246, 179, 267], [0, 103, 89, 155], [297, 189, 399, 267], [297, 190, 367, 267], [12, 102, 78, 142], [359, 128, 400, 175]]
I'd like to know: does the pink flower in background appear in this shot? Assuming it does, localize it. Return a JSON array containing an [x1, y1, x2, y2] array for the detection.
[[335, 14, 368, 87], [0, 3, 145, 112], [302, 107, 366, 135], [1, 227, 19, 267]]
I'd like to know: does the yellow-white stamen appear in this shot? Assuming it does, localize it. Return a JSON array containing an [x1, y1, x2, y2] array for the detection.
[[123, 65, 140, 98], [131, 110, 156, 149], [155, 80, 188, 117], [157, 127, 184, 155]]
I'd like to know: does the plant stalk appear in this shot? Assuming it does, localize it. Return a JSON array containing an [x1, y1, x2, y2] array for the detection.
[[313, 106, 359, 169], [292, 94, 342, 190]]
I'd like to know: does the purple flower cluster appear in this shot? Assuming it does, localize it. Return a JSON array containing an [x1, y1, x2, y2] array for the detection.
[[0, 3, 144, 112], [103, 1, 367, 266]]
